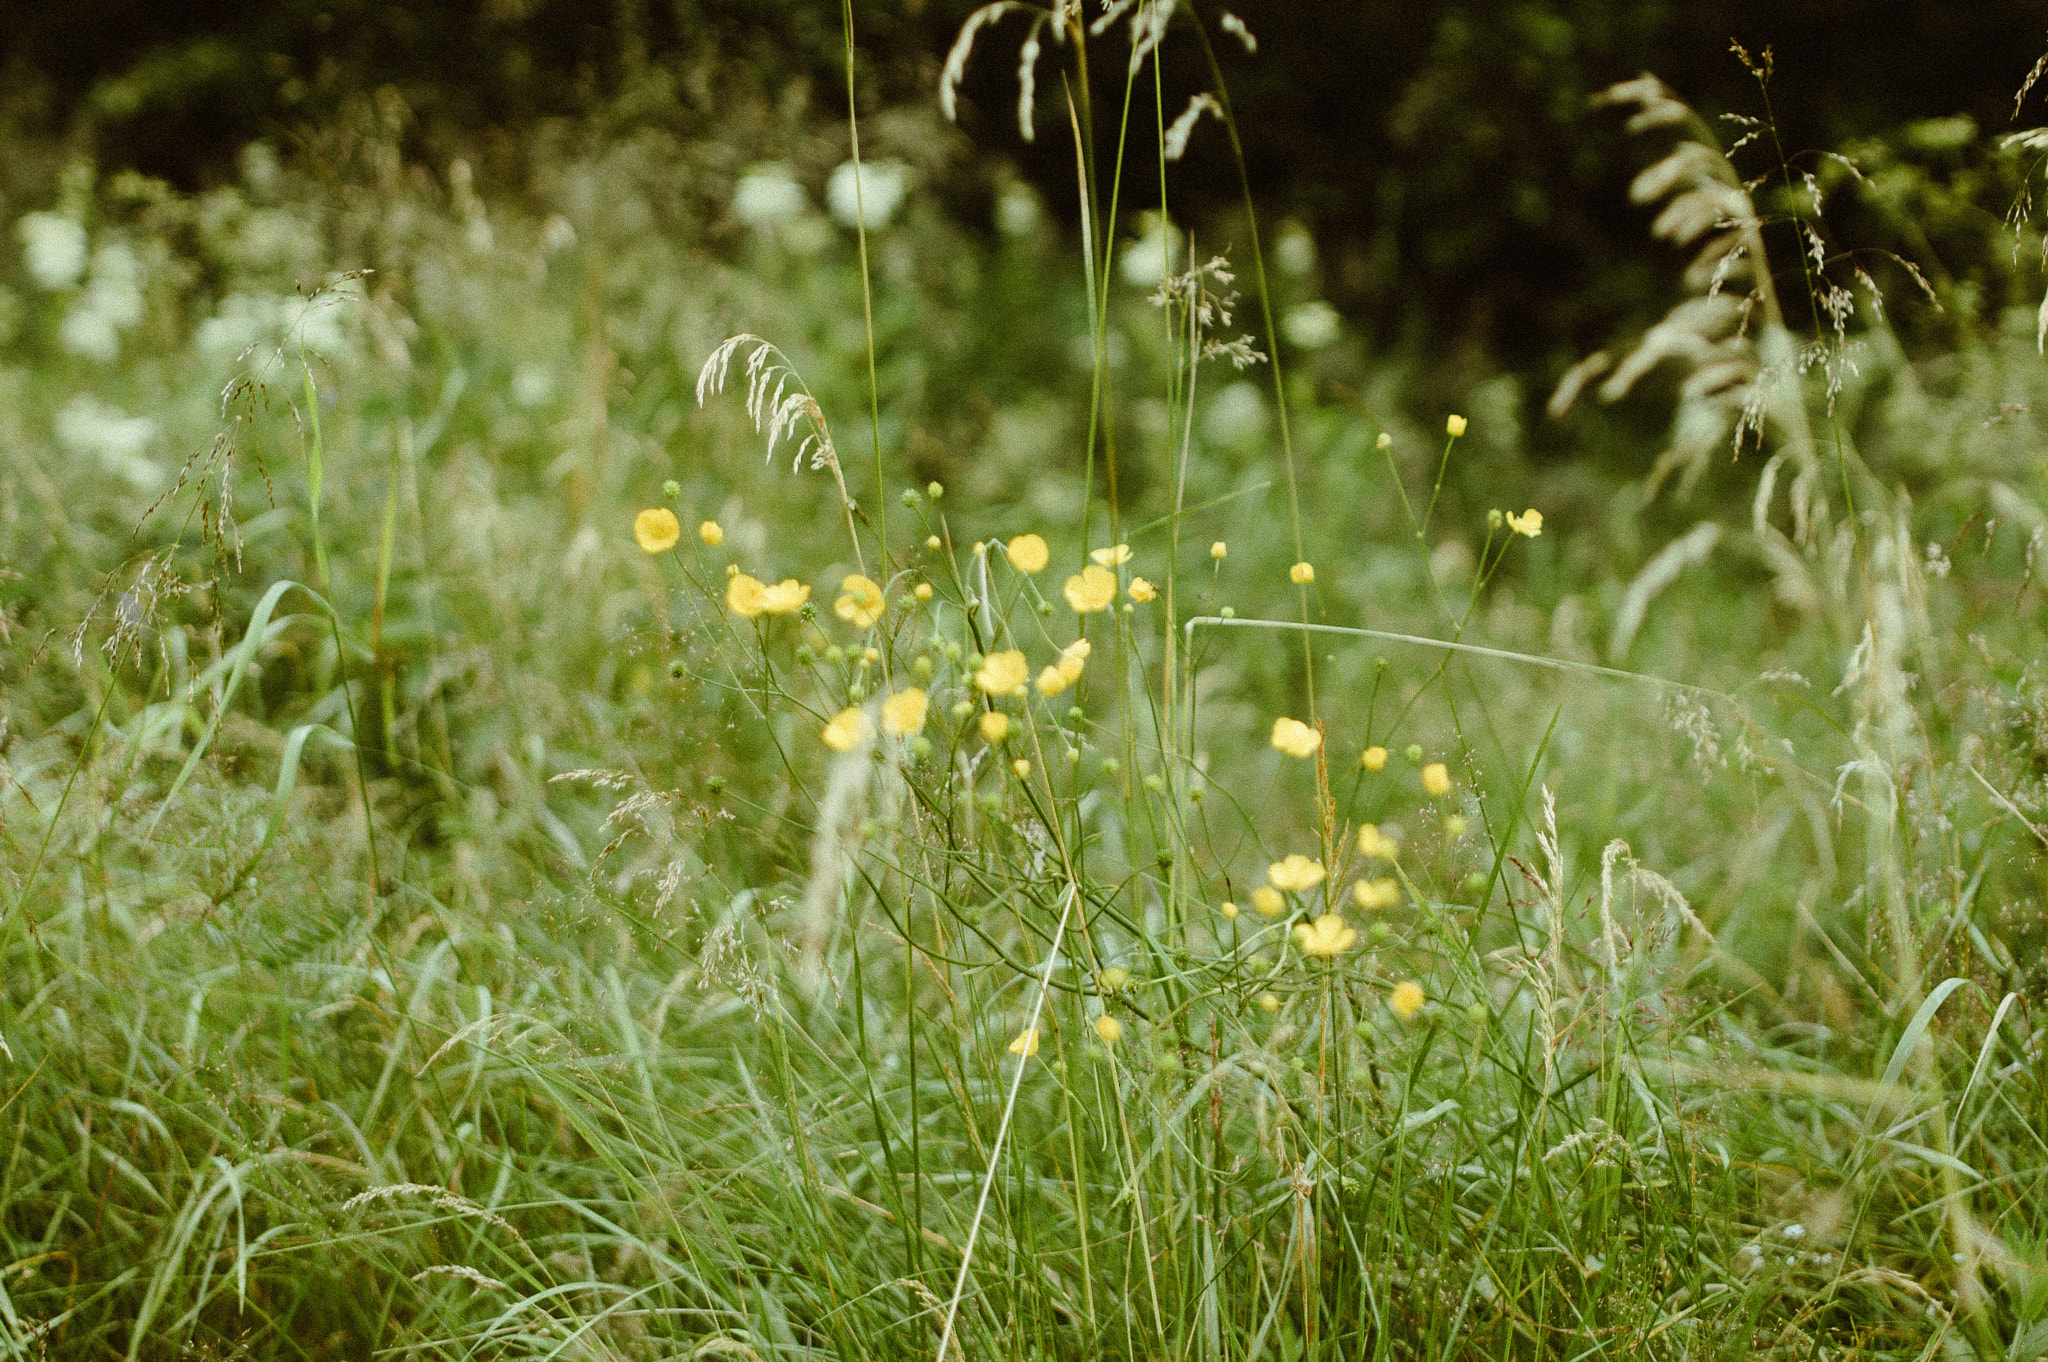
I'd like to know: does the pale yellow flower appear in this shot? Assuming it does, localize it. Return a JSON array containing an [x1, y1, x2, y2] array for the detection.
[[1356, 824, 1399, 861], [1289, 561, 1315, 585], [1127, 576, 1157, 603], [821, 707, 873, 753], [1007, 533, 1050, 573], [1361, 745, 1388, 772], [1444, 813, 1467, 838], [1037, 664, 1072, 696], [1211, 541, 1228, 559], [834, 574, 885, 628], [1505, 508, 1543, 538], [1063, 564, 1117, 613], [1268, 854, 1326, 894], [1251, 886, 1285, 917], [1445, 414, 1468, 437], [881, 687, 928, 737], [1257, 992, 1281, 1013], [1090, 543, 1132, 566], [925, 534, 942, 550], [759, 579, 811, 615], [1008, 1027, 1040, 1057], [1270, 717, 1322, 759], [1219, 901, 1240, 920], [726, 572, 770, 618], [913, 582, 934, 601], [975, 649, 1029, 696], [699, 519, 725, 546], [1093, 1014, 1122, 1044], [1422, 762, 1452, 798], [1294, 913, 1358, 957], [1012, 758, 1031, 778], [978, 710, 1011, 743], [1352, 877, 1401, 910], [1388, 980, 1426, 1020], [634, 508, 681, 553], [1098, 967, 1131, 991], [1376, 432, 1392, 449]]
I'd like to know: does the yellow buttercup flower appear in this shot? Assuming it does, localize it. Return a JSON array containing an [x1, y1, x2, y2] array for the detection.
[[1446, 414, 1468, 437], [925, 534, 942, 550], [978, 710, 1011, 743], [1356, 824, 1399, 861], [1036, 640, 1090, 695], [834, 574, 885, 628], [821, 707, 873, 753], [1007, 533, 1050, 573], [1063, 565, 1117, 613], [913, 582, 934, 601], [726, 573, 770, 618], [1037, 664, 1072, 696], [1008, 1027, 1040, 1057], [975, 649, 1029, 696], [1422, 762, 1452, 798], [1361, 745, 1388, 772], [1251, 886, 1285, 917], [1505, 508, 1543, 538], [633, 508, 681, 553], [1289, 561, 1315, 585], [1093, 1014, 1122, 1044], [1270, 717, 1322, 759], [1388, 980, 1426, 1020], [1352, 877, 1400, 910], [1127, 576, 1157, 603], [1267, 854, 1326, 893], [1090, 544, 1132, 566], [881, 687, 929, 737], [760, 579, 811, 615], [1219, 900, 1240, 920], [698, 519, 725, 546], [1294, 913, 1358, 958], [1211, 541, 1228, 559], [1012, 758, 1032, 778]]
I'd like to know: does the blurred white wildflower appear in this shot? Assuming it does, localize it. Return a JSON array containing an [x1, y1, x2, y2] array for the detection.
[[511, 362, 555, 409], [59, 242, 146, 361], [18, 212, 88, 290], [54, 395, 160, 488], [827, 159, 909, 230], [239, 141, 284, 200], [197, 289, 355, 363], [1274, 221, 1317, 278], [1283, 300, 1341, 350], [1120, 216, 1182, 287], [733, 165, 807, 228], [1202, 381, 1268, 448], [539, 213, 577, 253], [996, 183, 1042, 237]]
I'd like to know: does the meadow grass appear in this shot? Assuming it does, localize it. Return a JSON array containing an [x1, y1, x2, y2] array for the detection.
[[4, 9, 2048, 1360]]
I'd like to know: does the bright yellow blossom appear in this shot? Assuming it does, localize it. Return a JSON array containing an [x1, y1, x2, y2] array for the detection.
[[1268, 854, 1326, 893], [1251, 886, 1285, 917], [1008, 1027, 1040, 1057], [1090, 544, 1132, 566], [1127, 576, 1157, 602], [760, 579, 810, 615], [913, 582, 934, 601], [1036, 640, 1090, 694], [925, 534, 942, 550], [1006, 533, 1050, 573], [1505, 508, 1543, 538], [1294, 913, 1358, 957], [633, 508, 681, 553], [1352, 878, 1401, 910], [834, 574, 885, 628], [1389, 980, 1426, 1020], [978, 710, 1012, 743], [975, 649, 1029, 696], [1270, 717, 1322, 759], [726, 573, 770, 618], [1093, 1014, 1122, 1044], [1357, 824, 1399, 861], [881, 688, 929, 737], [1289, 561, 1315, 585], [1063, 565, 1117, 613], [1422, 762, 1452, 798], [1361, 745, 1388, 771], [1219, 901, 1240, 920], [821, 708, 873, 753], [1037, 664, 1071, 696], [1446, 414, 1468, 437], [699, 519, 725, 546]]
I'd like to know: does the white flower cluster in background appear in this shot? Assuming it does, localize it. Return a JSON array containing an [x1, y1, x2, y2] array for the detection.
[[826, 159, 909, 230], [195, 283, 361, 365], [54, 395, 161, 488], [19, 212, 88, 290]]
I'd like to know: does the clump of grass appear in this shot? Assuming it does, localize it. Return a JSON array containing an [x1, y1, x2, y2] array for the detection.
[[4, 11, 2048, 1361]]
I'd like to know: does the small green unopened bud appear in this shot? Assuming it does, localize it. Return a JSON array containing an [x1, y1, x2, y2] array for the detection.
[[926, 481, 945, 499], [661, 479, 680, 499], [902, 488, 923, 507], [794, 644, 816, 666], [1404, 743, 1425, 765], [911, 736, 934, 759], [1143, 773, 1165, 793], [1465, 1003, 1490, 1027], [824, 645, 845, 664], [707, 775, 727, 794], [1367, 921, 1392, 944], [1101, 758, 1121, 777], [912, 655, 935, 679], [1219, 606, 1235, 619]]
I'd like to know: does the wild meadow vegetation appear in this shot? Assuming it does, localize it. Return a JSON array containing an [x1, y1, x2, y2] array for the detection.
[[5, 6, 2048, 1359]]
